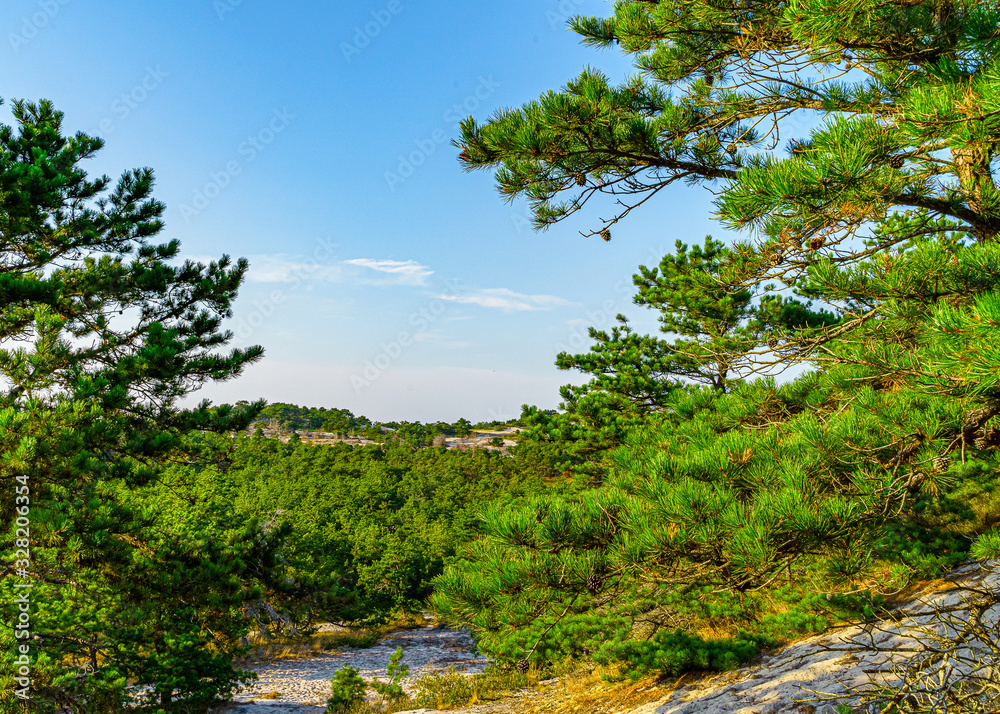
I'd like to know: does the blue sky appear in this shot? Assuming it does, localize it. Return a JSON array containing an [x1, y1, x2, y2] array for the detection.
[[2, 0, 725, 422]]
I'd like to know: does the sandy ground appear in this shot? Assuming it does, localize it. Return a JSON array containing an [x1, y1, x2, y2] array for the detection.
[[224, 624, 488, 710]]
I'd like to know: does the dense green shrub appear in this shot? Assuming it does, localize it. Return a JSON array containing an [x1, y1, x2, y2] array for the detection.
[[435, 343, 1000, 677], [327, 665, 367, 712], [594, 630, 768, 679], [156, 431, 579, 629]]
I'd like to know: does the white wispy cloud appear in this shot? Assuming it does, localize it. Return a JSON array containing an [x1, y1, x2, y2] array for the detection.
[[343, 258, 433, 286], [240, 255, 434, 287], [244, 254, 342, 283], [438, 287, 576, 312]]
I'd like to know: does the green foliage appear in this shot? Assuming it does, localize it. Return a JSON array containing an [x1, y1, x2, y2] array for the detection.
[[0, 100, 266, 712], [159, 432, 568, 628], [412, 668, 476, 709], [593, 630, 766, 679], [452, 417, 473, 438], [254, 404, 515, 449], [327, 664, 367, 713], [459, 0, 1000, 246], [537, 236, 834, 482], [412, 664, 536, 709], [435, 323, 1000, 677], [326, 648, 411, 714], [369, 647, 409, 707], [441, 0, 1000, 683], [513, 399, 633, 482], [257, 403, 372, 434], [971, 529, 1000, 560], [9, 0, 1000, 705]]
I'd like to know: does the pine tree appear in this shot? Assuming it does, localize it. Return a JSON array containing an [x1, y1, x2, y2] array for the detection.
[[436, 0, 1000, 677], [531, 236, 833, 481], [558, 236, 835, 401], [0, 100, 267, 711], [452, 0, 1000, 546], [458, 0, 1000, 360]]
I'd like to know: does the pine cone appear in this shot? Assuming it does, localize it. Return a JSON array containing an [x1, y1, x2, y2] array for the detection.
[[766, 336, 779, 349], [574, 172, 586, 186], [975, 436, 990, 450], [768, 252, 783, 266], [586, 574, 604, 593], [932, 455, 950, 472], [600, 229, 611, 242], [516, 659, 530, 674], [726, 143, 737, 156], [809, 237, 825, 250], [705, 73, 714, 87], [889, 155, 905, 169]]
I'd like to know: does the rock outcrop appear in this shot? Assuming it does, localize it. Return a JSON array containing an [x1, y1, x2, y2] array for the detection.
[[221, 563, 1000, 714], [606, 562, 1000, 714]]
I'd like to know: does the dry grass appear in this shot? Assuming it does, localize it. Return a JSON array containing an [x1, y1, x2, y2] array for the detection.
[[522, 663, 675, 714], [409, 663, 543, 710], [879, 563, 988, 612], [235, 632, 369, 664], [236, 613, 426, 665]]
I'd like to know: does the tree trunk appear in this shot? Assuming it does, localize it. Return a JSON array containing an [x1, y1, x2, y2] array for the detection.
[[953, 144, 1000, 240]]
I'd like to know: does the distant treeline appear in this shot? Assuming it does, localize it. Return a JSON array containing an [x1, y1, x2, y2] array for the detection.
[[254, 403, 374, 434], [254, 402, 520, 443]]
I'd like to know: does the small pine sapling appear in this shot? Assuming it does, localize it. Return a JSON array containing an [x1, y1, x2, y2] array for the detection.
[[327, 664, 366, 712], [370, 647, 410, 709]]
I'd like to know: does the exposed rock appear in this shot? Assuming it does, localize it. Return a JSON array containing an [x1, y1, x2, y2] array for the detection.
[[629, 562, 1000, 714], [223, 563, 1000, 714]]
